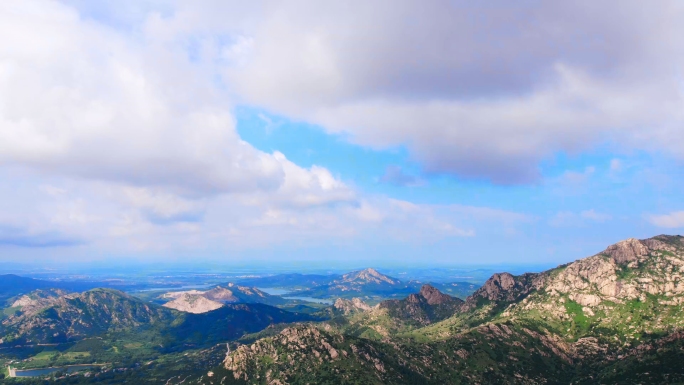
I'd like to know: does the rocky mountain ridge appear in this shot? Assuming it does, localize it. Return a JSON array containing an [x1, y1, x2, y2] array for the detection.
[[1, 288, 175, 345], [203, 235, 684, 384], [162, 284, 286, 313]]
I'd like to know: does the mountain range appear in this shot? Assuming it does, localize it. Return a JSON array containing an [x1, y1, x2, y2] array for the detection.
[[251, 267, 478, 301], [196, 235, 684, 384], [4, 235, 684, 384]]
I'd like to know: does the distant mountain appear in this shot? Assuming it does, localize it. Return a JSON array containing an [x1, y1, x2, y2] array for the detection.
[[0, 274, 138, 305], [0, 274, 83, 304], [202, 235, 684, 384], [288, 268, 478, 301], [0, 288, 174, 345], [163, 293, 225, 314], [293, 268, 415, 299], [161, 284, 288, 313], [1, 287, 325, 350]]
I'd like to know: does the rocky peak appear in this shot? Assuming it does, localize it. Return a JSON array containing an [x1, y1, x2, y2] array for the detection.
[[341, 268, 400, 285], [464, 272, 541, 310], [602, 238, 650, 265], [203, 286, 241, 302], [333, 298, 371, 314], [419, 284, 452, 305], [163, 293, 224, 314]]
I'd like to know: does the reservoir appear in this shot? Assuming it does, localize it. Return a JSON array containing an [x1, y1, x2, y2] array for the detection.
[[12, 364, 102, 377]]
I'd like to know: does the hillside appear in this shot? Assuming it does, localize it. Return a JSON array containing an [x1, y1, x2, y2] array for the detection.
[[197, 235, 684, 384], [166, 303, 324, 349], [0, 288, 175, 345]]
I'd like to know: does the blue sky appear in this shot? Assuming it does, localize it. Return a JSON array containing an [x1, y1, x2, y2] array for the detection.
[[0, 1, 683, 269]]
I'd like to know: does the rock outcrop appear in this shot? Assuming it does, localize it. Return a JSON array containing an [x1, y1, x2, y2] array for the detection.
[[333, 298, 371, 315], [162, 294, 224, 314], [160, 284, 284, 313], [378, 284, 463, 326]]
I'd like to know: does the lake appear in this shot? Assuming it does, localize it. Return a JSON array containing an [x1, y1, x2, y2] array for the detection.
[[13, 364, 101, 377], [257, 288, 333, 304], [283, 296, 333, 304], [257, 287, 291, 295]]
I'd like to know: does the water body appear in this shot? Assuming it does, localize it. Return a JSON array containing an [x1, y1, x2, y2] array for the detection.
[[257, 287, 290, 295], [257, 288, 333, 304], [283, 296, 333, 305], [132, 284, 215, 293], [13, 365, 101, 377]]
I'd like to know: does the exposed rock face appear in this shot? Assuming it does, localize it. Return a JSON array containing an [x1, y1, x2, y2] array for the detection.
[[224, 325, 393, 384], [339, 268, 400, 285], [162, 294, 224, 314], [1, 289, 173, 345], [203, 287, 239, 302], [378, 285, 463, 326], [333, 298, 371, 315], [464, 272, 542, 310], [204, 235, 684, 385], [420, 284, 453, 305], [160, 284, 281, 313], [161, 290, 205, 300], [602, 238, 650, 264], [541, 235, 684, 305], [10, 288, 69, 315]]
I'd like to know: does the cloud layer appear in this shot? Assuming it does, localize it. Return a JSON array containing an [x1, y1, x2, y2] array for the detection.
[[1, 1, 682, 263], [220, 0, 684, 183]]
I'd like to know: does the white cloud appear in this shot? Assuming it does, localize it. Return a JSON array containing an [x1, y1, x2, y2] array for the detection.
[[549, 209, 612, 227], [17, 1, 681, 185], [0, 1, 351, 208], [648, 211, 684, 228], [214, 1, 684, 184]]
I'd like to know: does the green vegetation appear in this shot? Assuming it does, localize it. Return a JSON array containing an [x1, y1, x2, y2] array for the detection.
[[3, 235, 684, 384]]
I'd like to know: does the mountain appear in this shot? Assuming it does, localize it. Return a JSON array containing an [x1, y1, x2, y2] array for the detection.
[[0, 288, 175, 345], [163, 293, 225, 314], [199, 235, 684, 384], [1, 287, 323, 347], [0, 274, 101, 304], [377, 284, 464, 327], [331, 297, 372, 315], [293, 268, 418, 299], [161, 284, 287, 314], [165, 303, 324, 349]]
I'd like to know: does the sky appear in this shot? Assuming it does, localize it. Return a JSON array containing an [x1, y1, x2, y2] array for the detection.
[[0, 0, 683, 268]]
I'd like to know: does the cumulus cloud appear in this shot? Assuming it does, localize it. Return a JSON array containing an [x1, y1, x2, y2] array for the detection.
[[213, 0, 684, 184], [16, 1, 681, 185], [0, 1, 351, 207], [648, 212, 684, 229]]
